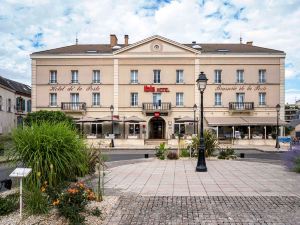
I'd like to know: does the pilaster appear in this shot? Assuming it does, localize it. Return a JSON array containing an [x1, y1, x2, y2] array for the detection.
[[113, 59, 119, 114], [31, 59, 37, 112]]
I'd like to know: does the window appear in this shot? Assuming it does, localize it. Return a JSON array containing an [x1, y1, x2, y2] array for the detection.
[[7, 98, 11, 112], [92, 70, 100, 84], [259, 92, 266, 105], [131, 93, 138, 106], [92, 93, 100, 106], [71, 70, 78, 83], [153, 93, 161, 105], [49, 70, 57, 84], [259, 70, 266, 83], [214, 70, 222, 83], [174, 123, 185, 135], [153, 70, 161, 83], [176, 93, 184, 106], [215, 93, 222, 106], [16, 97, 25, 112], [176, 70, 184, 83], [27, 100, 31, 112], [0, 96, 2, 111], [236, 93, 245, 109], [91, 123, 102, 135], [50, 93, 57, 106], [236, 70, 244, 83], [129, 123, 140, 135], [130, 70, 138, 84]]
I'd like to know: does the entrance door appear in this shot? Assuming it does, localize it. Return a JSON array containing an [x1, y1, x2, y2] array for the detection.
[[149, 117, 165, 139]]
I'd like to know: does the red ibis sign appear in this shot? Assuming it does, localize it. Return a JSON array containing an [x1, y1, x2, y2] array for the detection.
[[144, 85, 169, 92], [154, 112, 160, 117]]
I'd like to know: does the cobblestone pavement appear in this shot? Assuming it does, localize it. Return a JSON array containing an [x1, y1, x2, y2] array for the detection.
[[104, 195, 300, 225]]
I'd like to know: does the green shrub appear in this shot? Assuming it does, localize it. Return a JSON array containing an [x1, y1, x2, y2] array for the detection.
[[56, 182, 95, 225], [180, 149, 190, 157], [11, 122, 89, 187], [167, 151, 179, 160], [24, 186, 49, 215], [294, 157, 300, 173], [24, 110, 75, 128], [0, 193, 19, 216], [189, 130, 219, 157], [155, 143, 168, 160], [90, 207, 102, 217], [218, 147, 236, 160]]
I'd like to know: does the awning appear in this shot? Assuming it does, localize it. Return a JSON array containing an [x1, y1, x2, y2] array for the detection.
[[206, 117, 287, 126], [97, 115, 121, 122], [75, 117, 99, 123], [124, 116, 146, 123], [176, 116, 198, 123]]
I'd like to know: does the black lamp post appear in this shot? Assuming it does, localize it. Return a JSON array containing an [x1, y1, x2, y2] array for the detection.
[[193, 104, 197, 135], [275, 104, 280, 149], [110, 105, 115, 148], [196, 71, 208, 172]]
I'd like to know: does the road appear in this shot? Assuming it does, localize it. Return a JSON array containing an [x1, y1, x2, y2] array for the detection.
[[0, 149, 285, 192]]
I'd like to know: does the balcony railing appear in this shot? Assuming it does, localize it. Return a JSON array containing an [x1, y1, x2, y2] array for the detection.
[[142, 102, 171, 112], [61, 102, 86, 111], [229, 102, 254, 111]]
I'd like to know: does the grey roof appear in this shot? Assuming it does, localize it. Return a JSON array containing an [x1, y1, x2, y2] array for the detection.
[[0, 75, 31, 96], [31, 43, 284, 55]]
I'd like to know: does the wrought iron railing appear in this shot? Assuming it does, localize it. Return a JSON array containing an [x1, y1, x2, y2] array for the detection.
[[229, 102, 254, 110], [61, 102, 86, 111], [142, 102, 171, 111]]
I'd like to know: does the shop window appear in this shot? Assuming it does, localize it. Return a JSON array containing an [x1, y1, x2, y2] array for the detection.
[[129, 123, 140, 135], [91, 123, 102, 135], [174, 123, 185, 135]]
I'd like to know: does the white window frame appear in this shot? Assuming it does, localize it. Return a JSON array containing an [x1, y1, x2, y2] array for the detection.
[[50, 70, 57, 84], [153, 70, 161, 84], [236, 70, 244, 83], [214, 70, 222, 83], [71, 70, 79, 84], [259, 69, 266, 83], [130, 70, 138, 84], [91, 123, 102, 135], [49, 93, 57, 107], [174, 123, 185, 135], [176, 70, 184, 83], [129, 123, 140, 135], [176, 92, 184, 106], [92, 70, 100, 84], [130, 92, 138, 107], [92, 93, 100, 106], [259, 92, 266, 105], [215, 93, 222, 106]]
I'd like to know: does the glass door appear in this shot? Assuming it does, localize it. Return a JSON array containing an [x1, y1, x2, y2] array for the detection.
[[153, 93, 161, 109]]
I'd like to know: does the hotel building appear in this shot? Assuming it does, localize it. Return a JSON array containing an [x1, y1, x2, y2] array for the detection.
[[30, 35, 285, 146]]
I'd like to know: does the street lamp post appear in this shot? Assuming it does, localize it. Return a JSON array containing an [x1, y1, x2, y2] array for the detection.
[[193, 104, 197, 135], [110, 105, 115, 148], [275, 104, 280, 149], [196, 72, 208, 172]]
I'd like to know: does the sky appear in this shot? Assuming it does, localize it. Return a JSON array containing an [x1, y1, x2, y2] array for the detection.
[[0, 0, 299, 103]]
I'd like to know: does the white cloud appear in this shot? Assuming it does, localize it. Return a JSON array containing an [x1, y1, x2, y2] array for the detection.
[[0, 0, 299, 94], [285, 89, 300, 104]]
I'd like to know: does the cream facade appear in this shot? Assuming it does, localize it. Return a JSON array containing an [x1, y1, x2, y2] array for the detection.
[[31, 35, 285, 146]]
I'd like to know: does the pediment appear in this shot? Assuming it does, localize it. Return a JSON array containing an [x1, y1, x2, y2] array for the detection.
[[114, 35, 200, 56]]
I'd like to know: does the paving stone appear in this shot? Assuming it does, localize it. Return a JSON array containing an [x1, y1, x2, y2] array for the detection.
[[104, 196, 300, 225]]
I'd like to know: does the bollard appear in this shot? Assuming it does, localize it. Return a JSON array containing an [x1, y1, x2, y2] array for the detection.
[[240, 153, 245, 158], [144, 154, 149, 158]]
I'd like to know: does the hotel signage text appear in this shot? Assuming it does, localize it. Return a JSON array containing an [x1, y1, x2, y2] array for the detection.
[[144, 85, 170, 92], [49, 85, 100, 92], [215, 85, 267, 91]]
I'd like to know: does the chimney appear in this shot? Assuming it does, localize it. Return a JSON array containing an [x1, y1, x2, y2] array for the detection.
[[124, 35, 129, 46], [110, 34, 118, 47], [246, 41, 253, 46]]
